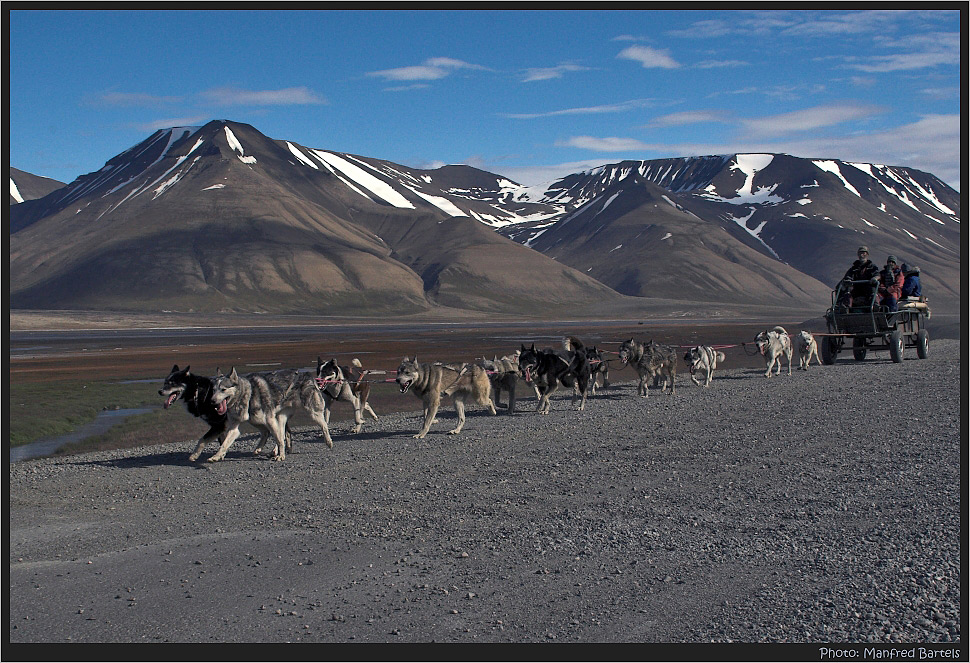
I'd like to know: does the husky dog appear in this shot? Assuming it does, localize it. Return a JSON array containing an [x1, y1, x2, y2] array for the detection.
[[755, 327, 793, 377], [683, 346, 726, 387], [315, 357, 378, 432], [517, 340, 590, 414], [159, 365, 228, 459], [208, 368, 332, 462], [796, 330, 822, 370], [478, 354, 520, 415], [617, 339, 677, 396], [563, 336, 609, 396], [396, 357, 497, 438]]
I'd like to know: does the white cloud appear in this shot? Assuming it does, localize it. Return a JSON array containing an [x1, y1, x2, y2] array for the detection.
[[501, 99, 657, 120], [367, 57, 489, 82], [645, 110, 730, 128], [521, 64, 591, 82], [739, 102, 884, 137], [200, 86, 327, 106], [556, 136, 651, 152], [616, 45, 681, 69]]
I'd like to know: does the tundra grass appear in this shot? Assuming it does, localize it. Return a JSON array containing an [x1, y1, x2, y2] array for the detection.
[[8, 380, 160, 448]]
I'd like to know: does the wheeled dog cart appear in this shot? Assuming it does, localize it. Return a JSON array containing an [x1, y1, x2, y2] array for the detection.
[[821, 279, 931, 364]]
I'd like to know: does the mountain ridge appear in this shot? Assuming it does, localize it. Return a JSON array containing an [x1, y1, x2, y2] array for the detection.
[[10, 120, 960, 315]]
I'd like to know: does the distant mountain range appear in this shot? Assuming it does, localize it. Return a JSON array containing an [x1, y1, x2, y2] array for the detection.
[[9, 167, 64, 205], [9, 120, 960, 316]]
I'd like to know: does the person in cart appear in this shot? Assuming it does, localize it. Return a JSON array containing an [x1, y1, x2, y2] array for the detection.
[[837, 246, 879, 307], [878, 255, 904, 312], [900, 263, 922, 299]]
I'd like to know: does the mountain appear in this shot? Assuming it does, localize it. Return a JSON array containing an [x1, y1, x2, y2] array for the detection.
[[9, 167, 64, 205], [494, 155, 961, 313], [8, 121, 621, 315], [10, 122, 960, 316]]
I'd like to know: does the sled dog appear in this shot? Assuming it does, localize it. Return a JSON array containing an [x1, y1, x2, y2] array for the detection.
[[209, 368, 332, 462], [517, 340, 590, 414], [617, 339, 677, 396], [755, 327, 793, 377], [159, 365, 228, 461], [478, 354, 521, 415], [315, 357, 378, 432], [683, 346, 726, 387], [396, 357, 496, 438], [796, 330, 822, 371]]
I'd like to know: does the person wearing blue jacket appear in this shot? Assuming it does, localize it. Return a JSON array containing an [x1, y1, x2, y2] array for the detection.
[[900, 263, 922, 299]]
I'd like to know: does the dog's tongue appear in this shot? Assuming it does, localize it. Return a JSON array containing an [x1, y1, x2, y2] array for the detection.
[[164, 393, 178, 409], [216, 400, 227, 415]]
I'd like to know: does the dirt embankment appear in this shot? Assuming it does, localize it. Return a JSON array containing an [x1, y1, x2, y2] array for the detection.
[[9, 339, 961, 646]]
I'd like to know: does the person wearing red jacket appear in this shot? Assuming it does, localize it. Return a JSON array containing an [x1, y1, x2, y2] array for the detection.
[[878, 255, 904, 312]]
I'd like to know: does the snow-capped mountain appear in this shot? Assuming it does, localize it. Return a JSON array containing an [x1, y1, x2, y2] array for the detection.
[[492, 154, 961, 311], [10, 121, 960, 315], [9, 120, 621, 315], [9, 167, 64, 205]]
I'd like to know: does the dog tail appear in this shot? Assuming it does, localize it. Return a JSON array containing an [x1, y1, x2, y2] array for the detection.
[[563, 335, 585, 352], [715, 351, 726, 363], [352, 357, 362, 368]]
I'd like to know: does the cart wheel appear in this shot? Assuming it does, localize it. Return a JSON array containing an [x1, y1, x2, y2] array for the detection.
[[916, 329, 929, 359], [889, 330, 904, 363], [852, 337, 867, 361], [820, 336, 837, 365]]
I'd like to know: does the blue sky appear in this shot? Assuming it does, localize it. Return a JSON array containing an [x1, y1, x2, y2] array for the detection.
[[8, 8, 962, 190]]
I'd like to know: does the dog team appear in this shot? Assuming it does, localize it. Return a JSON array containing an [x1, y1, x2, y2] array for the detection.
[[159, 327, 822, 462]]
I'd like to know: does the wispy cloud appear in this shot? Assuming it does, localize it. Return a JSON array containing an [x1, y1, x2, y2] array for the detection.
[[556, 136, 652, 152], [521, 64, 592, 82], [616, 45, 681, 69], [694, 59, 749, 69], [501, 98, 658, 120], [367, 57, 489, 82], [739, 102, 883, 136], [199, 86, 327, 106], [644, 110, 731, 128]]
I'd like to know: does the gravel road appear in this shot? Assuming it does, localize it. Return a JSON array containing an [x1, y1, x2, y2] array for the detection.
[[9, 339, 961, 645]]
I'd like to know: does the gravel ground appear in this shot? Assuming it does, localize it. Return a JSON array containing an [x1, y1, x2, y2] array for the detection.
[[9, 339, 962, 646]]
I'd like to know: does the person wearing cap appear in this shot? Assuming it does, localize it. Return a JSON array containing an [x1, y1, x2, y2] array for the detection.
[[878, 255, 904, 312], [837, 246, 879, 307]]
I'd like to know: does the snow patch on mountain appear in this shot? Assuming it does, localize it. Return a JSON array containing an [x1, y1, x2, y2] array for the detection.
[[311, 150, 415, 209], [10, 178, 24, 203], [224, 126, 257, 164], [813, 160, 861, 197]]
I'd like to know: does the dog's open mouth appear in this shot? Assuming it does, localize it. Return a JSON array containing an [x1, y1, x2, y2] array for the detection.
[[215, 399, 228, 415], [398, 378, 412, 393], [162, 391, 180, 409]]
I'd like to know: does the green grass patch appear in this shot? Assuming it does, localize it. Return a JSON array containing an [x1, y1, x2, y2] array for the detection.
[[9, 380, 160, 447]]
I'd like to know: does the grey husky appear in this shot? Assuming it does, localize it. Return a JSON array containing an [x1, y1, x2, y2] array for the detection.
[[478, 353, 521, 415], [396, 357, 497, 438], [208, 368, 332, 462], [617, 339, 677, 396], [683, 345, 726, 387]]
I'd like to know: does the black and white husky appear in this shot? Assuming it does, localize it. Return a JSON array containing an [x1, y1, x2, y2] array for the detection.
[[315, 357, 378, 433], [159, 365, 227, 460], [683, 346, 726, 387]]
